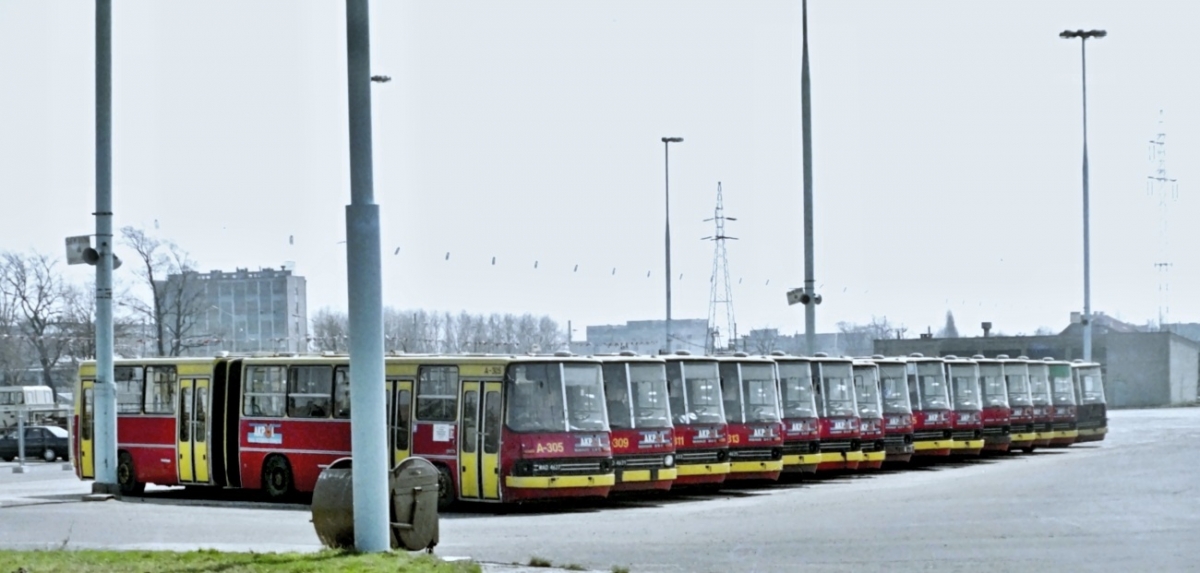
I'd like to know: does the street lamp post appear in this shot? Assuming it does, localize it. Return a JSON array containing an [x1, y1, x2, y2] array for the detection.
[[661, 136, 684, 354], [1061, 29, 1106, 362]]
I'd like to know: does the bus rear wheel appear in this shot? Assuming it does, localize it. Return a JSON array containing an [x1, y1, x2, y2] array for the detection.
[[262, 455, 294, 501], [436, 465, 455, 511], [117, 451, 145, 496]]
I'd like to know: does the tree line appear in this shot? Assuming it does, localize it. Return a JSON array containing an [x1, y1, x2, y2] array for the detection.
[[1, 226, 566, 390]]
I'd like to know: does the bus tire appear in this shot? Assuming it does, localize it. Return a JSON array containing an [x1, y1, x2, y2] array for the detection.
[[117, 451, 145, 496], [436, 465, 455, 511], [262, 455, 294, 501]]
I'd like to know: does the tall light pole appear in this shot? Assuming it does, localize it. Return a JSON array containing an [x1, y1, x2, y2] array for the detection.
[[662, 136, 684, 354], [1061, 29, 1106, 362]]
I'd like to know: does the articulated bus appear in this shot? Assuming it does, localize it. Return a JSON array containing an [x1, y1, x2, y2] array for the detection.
[[873, 357, 915, 463], [664, 352, 730, 486], [973, 356, 1013, 452], [851, 359, 886, 470], [811, 354, 863, 471], [597, 353, 676, 491], [999, 356, 1037, 452], [1071, 361, 1108, 442], [943, 356, 984, 456], [905, 354, 953, 457], [1024, 358, 1055, 448], [715, 354, 784, 481], [770, 354, 822, 474], [75, 354, 616, 506], [1044, 359, 1079, 446]]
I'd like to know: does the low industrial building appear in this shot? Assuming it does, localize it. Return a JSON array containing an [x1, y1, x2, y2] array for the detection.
[[874, 314, 1199, 409]]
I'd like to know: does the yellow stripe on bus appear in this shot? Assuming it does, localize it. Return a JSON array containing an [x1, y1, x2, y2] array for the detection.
[[729, 460, 783, 473], [676, 462, 731, 476], [913, 440, 953, 451], [505, 474, 616, 489]]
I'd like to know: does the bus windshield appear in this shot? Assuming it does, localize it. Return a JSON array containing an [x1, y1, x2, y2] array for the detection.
[[878, 364, 912, 415], [740, 364, 781, 423], [666, 361, 725, 425], [1076, 366, 1106, 404], [916, 363, 949, 410], [852, 366, 882, 418], [948, 365, 981, 411], [1028, 367, 1052, 406], [1005, 368, 1033, 406], [979, 365, 1009, 408], [777, 362, 818, 418], [820, 363, 857, 417], [629, 363, 672, 428], [506, 362, 608, 433], [1051, 370, 1076, 406], [719, 363, 745, 424]]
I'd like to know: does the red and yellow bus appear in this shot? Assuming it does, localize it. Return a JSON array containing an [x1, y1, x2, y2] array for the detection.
[[973, 355, 1013, 452], [905, 354, 954, 457], [943, 356, 984, 456], [873, 357, 915, 463], [1024, 357, 1055, 449], [1045, 359, 1079, 447], [851, 359, 886, 470], [1071, 361, 1108, 442], [811, 355, 863, 471], [597, 353, 676, 491], [715, 354, 784, 481], [76, 354, 616, 506], [771, 354, 822, 474], [999, 356, 1038, 452], [664, 353, 731, 487]]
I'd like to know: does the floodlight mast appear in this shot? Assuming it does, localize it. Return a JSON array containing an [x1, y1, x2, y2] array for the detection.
[[1060, 28, 1106, 362]]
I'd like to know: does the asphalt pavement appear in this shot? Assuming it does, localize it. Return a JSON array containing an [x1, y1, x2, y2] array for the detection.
[[1, 407, 1197, 572]]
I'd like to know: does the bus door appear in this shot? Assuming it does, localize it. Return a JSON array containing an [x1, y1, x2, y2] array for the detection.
[[79, 380, 95, 479], [387, 379, 413, 468], [177, 378, 211, 484], [458, 380, 502, 501]]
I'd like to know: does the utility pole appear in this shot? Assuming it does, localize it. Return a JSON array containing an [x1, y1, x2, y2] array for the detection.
[[1147, 110, 1178, 330], [704, 182, 738, 354]]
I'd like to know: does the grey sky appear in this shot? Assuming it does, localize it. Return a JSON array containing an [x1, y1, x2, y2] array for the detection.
[[1, 1, 1197, 339]]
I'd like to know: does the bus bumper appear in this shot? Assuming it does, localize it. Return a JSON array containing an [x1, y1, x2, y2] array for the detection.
[[1049, 429, 1079, 447], [727, 460, 783, 481], [505, 474, 616, 489], [951, 438, 984, 456], [673, 462, 731, 486], [782, 453, 822, 474], [611, 468, 677, 492], [913, 439, 952, 456], [816, 450, 863, 471], [1076, 426, 1107, 442], [858, 450, 887, 470]]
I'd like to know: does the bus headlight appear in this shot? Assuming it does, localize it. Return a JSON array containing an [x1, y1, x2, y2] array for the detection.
[[663, 454, 675, 467]]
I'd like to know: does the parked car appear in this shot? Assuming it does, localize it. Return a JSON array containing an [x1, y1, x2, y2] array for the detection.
[[0, 425, 70, 462]]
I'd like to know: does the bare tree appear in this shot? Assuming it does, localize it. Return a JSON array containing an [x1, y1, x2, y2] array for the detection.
[[837, 316, 898, 357], [0, 252, 71, 389], [121, 226, 207, 356], [0, 279, 32, 385], [746, 328, 781, 355], [311, 308, 348, 353]]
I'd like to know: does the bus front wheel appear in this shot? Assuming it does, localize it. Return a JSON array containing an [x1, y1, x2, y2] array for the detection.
[[117, 451, 145, 496], [262, 455, 294, 501], [436, 465, 455, 511]]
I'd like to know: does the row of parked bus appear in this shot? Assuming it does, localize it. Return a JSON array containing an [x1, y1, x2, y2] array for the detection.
[[72, 351, 1108, 508]]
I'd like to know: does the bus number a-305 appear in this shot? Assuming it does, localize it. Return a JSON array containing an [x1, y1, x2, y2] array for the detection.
[[535, 442, 564, 454]]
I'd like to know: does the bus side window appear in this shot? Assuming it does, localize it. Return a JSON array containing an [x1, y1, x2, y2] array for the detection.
[[244, 366, 286, 417], [145, 366, 178, 414], [396, 387, 412, 450], [417, 366, 458, 422], [288, 365, 333, 418], [334, 367, 351, 418], [115, 366, 144, 414]]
